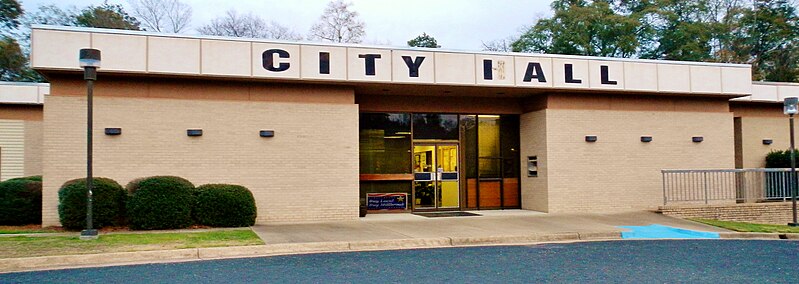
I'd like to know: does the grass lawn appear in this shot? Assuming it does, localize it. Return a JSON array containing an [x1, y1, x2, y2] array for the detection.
[[0, 225, 62, 234], [0, 229, 264, 258], [690, 218, 799, 233]]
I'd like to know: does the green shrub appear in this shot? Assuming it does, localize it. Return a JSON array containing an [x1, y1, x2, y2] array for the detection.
[[126, 176, 195, 230], [58, 178, 126, 230], [8, 175, 42, 182], [765, 150, 799, 168], [0, 179, 42, 225], [194, 184, 257, 227]]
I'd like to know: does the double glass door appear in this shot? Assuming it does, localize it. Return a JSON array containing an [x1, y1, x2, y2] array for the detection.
[[413, 144, 459, 209]]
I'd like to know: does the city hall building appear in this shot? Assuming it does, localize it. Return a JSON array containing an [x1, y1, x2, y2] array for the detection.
[[5, 25, 798, 226]]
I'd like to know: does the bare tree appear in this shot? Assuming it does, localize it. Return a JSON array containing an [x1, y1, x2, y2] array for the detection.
[[128, 0, 192, 33], [482, 36, 517, 52], [265, 21, 303, 40], [197, 9, 301, 40], [308, 0, 365, 43]]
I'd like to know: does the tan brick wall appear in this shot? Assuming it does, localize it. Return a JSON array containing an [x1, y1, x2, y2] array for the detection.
[[24, 120, 43, 176], [544, 109, 734, 213], [519, 110, 548, 212], [739, 117, 795, 168], [729, 103, 795, 168], [42, 93, 359, 226], [659, 202, 795, 225]]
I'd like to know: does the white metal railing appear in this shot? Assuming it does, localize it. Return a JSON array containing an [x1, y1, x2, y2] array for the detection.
[[661, 168, 798, 205]]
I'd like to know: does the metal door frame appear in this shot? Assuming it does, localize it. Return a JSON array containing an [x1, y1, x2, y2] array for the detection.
[[412, 142, 460, 211]]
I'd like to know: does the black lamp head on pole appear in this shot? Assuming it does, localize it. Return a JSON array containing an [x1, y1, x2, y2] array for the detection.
[[79, 48, 101, 80], [784, 96, 798, 116]]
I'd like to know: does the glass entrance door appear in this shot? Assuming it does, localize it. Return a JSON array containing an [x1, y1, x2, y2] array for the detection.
[[413, 144, 459, 210]]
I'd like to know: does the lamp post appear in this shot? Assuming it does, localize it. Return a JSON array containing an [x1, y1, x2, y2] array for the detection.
[[784, 96, 798, 227], [79, 49, 101, 240]]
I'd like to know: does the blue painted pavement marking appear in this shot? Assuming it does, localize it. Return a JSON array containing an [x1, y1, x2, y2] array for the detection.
[[618, 224, 720, 239]]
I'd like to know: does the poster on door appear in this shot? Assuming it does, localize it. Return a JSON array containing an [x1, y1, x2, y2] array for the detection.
[[366, 193, 407, 210]]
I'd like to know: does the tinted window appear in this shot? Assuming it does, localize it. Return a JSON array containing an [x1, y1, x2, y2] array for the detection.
[[412, 114, 458, 140], [359, 113, 411, 174]]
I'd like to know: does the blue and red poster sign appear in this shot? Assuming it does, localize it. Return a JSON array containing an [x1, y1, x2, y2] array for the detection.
[[367, 193, 407, 210]]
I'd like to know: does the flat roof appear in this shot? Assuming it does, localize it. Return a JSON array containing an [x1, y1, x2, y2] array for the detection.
[[31, 25, 751, 68], [31, 25, 752, 97], [0, 81, 47, 105], [731, 82, 799, 103]]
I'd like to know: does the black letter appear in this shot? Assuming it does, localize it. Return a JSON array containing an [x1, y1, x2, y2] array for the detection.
[[523, 62, 547, 83], [483, 59, 493, 80], [600, 65, 617, 85], [358, 54, 382, 76], [262, 49, 290, 72], [319, 52, 330, 74], [401, 56, 425, 77], [564, 64, 582, 84]]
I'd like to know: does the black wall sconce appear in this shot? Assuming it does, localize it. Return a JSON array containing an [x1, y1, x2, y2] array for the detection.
[[763, 139, 773, 145], [104, 128, 121, 135], [187, 129, 203, 136], [585, 135, 597, 142], [260, 130, 275, 137], [692, 136, 704, 143], [641, 136, 653, 143]]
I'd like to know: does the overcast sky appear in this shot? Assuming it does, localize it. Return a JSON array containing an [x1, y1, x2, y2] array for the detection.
[[18, 0, 552, 51]]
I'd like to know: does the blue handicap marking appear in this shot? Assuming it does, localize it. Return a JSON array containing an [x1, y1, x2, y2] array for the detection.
[[618, 224, 720, 239]]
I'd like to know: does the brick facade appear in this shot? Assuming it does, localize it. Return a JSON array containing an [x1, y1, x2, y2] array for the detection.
[[41, 80, 359, 226], [520, 94, 735, 213]]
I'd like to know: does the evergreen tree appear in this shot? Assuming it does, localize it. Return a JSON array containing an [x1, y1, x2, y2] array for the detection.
[[408, 33, 440, 48]]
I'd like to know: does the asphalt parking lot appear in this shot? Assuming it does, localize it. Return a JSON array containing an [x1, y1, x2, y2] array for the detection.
[[2, 240, 797, 283]]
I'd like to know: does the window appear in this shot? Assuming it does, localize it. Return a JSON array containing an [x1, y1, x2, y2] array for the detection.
[[359, 113, 411, 174], [412, 114, 458, 140]]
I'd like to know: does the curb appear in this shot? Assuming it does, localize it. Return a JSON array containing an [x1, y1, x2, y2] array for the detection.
[[3, 231, 799, 273], [0, 232, 615, 273], [719, 232, 799, 239], [0, 249, 198, 273]]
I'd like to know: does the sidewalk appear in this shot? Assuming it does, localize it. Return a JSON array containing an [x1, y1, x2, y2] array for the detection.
[[3, 210, 779, 273], [251, 210, 726, 244]]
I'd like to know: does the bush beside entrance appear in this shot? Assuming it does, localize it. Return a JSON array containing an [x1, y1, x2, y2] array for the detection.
[[126, 176, 195, 230], [0, 178, 42, 225], [55, 176, 257, 230], [765, 150, 799, 168], [58, 178, 126, 230], [194, 184, 257, 227]]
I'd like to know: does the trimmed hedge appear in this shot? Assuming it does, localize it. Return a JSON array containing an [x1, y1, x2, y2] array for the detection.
[[126, 176, 195, 230], [58, 178, 126, 230], [8, 175, 42, 182], [194, 184, 257, 227], [0, 179, 42, 225], [766, 150, 799, 168]]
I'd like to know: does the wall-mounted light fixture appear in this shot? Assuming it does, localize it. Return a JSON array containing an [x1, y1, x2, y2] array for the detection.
[[104, 128, 121, 135], [763, 139, 773, 145], [260, 130, 275, 137], [585, 135, 597, 142], [692, 136, 704, 143], [187, 129, 203, 136], [641, 136, 653, 143]]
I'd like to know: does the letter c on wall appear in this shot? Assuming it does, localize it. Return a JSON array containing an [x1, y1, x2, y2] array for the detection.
[[262, 49, 290, 72]]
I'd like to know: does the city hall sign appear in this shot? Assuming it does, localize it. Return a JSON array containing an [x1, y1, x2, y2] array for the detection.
[[30, 25, 753, 95], [262, 48, 621, 86]]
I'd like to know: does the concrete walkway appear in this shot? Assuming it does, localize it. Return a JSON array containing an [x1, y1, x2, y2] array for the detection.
[[251, 210, 727, 244]]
